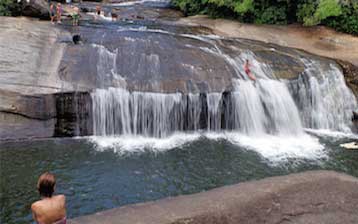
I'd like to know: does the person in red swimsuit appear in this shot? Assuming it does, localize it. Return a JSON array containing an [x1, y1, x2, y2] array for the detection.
[[244, 59, 256, 81], [31, 172, 67, 224]]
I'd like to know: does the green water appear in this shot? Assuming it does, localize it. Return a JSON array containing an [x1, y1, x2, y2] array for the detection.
[[0, 133, 357, 224]]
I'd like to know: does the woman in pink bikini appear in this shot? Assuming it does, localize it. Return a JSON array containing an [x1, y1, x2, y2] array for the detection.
[[31, 172, 67, 224]]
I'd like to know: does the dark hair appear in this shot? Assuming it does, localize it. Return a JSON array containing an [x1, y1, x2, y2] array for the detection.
[[37, 172, 56, 198]]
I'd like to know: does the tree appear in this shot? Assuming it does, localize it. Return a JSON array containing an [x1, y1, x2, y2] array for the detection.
[[0, 0, 21, 16]]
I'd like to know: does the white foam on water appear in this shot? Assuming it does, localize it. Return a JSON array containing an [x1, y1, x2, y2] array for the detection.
[[87, 12, 114, 21], [224, 133, 326, 163], [199, 132, 325, 163], [89, 132, 201, 153], [88, 131, 327, 164]]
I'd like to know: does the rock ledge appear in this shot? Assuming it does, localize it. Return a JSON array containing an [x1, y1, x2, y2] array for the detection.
[[70, 171, 358, 224]]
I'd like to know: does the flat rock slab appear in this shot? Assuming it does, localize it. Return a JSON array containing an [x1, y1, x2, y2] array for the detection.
[[0, 16, 73, 95], [70, 171, 358, 224], [179, 16, 358, 67]]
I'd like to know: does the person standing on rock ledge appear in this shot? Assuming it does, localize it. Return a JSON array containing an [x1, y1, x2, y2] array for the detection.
[[244, 59, 256, 81], [71, 6, 80, 26], [56, 3, 62, 24], [49, 3, 56, 24], [31, 172, 67, 224]]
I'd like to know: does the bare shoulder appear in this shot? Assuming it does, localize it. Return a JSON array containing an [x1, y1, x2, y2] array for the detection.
[[31, 200, 44, 214], [55, 194, 66, 200], [31, 200, 41, 211], [54, 194, 66, 204]]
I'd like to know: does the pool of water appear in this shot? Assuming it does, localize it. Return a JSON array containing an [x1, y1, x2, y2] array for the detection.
[[1, 131, 358, 224]]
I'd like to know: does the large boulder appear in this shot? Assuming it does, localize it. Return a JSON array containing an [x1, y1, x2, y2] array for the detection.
[[21, 0, 50, 19]]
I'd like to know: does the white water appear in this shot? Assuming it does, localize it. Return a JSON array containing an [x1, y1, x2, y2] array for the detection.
[[231, 80, 303, 136], [89, 131, 326, 164], [91, 80, 305, 138], [87, 12, 115, 21], [92, 44, 127, 88], [89, 36, 357, 163], [288, 59, 357, 132]]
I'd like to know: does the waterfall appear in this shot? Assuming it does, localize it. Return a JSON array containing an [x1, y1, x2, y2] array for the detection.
[[231, 80, 303, 136], [91, 41, 357, 139], [91, 81, 305, 138], [287, 59, 357, 132]]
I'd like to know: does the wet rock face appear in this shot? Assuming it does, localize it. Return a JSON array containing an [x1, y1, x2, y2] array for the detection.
[[337, 60, 358, 98], [59, 25, 236, 93], [54, 92, 93, 137], [58, 23, 337, 94]]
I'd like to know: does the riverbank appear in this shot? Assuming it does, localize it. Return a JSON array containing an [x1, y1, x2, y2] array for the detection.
[[70, 170, 358, 224]]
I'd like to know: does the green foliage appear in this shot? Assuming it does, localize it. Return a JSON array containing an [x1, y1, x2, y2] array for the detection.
[[297, 0, 317, 24], [255, 5, 288, 24], [171, 0, 358, 34], [323, 1, 358, 34], [234, 0, 254, 14], [171, 0, 219, 16], [315, 0, 342, 20], [300, 0, 342, 25], [0, 0, 21, 16]]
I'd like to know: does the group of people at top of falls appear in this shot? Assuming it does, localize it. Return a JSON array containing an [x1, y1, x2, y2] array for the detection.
[[48, 1, 80, 26]]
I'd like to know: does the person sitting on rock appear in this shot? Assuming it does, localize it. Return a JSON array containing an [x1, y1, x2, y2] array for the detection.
[[244, 59, 256, 81], [31, 172, 67, 224]]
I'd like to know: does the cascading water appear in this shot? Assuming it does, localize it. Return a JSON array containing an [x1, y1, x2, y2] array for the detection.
[[288, 59, 357, 132], [90, 33, 357, 142], [231, 80, 303, 136], [93, 44, 127, 88]]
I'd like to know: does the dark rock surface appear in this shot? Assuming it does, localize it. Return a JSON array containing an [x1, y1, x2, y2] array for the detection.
[[21, 0, 50, 19], [337, 60, 358, 98], [0, 90, 91, 140], [54, 92, 93, 137], [58, 23, 336, 93], [69, 171, 358, 224]]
